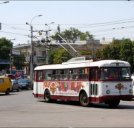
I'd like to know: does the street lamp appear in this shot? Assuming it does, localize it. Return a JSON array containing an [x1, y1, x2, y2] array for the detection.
[[26, 15, 42, 82], [45, 22, 54, 29]]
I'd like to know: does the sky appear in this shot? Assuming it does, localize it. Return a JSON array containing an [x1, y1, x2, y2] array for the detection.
[[0, 1, 134, 45]]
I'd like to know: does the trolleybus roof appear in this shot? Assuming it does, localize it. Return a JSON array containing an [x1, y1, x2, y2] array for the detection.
[[34, 57, 130, 71]]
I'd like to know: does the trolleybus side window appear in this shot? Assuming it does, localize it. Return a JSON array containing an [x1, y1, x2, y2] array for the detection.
[[64, 69, 69, 80], [78, 68, 89, 80], [72, 68, 79, 80], [45, 70, 52, 80], [59, 69, 69, 80], [37, 70, 44, 81], [55, 70, 60, 80], [69, 69, 74, 80], [51, 70, 56, 80]]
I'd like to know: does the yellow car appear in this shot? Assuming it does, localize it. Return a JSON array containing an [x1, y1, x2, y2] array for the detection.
[[0, 77, 12, 95]]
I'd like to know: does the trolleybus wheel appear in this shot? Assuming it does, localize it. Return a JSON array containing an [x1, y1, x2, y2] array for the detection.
[[44, 90, 51, 102], [107, 100, 120, 108], [79, 91, 89, 107]]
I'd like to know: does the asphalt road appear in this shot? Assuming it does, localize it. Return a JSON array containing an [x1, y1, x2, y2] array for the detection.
[[0, 90, 134, 127]]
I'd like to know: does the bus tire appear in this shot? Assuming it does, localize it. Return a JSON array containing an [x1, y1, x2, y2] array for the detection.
[[44, 89, 51, 102], [79, 91, 89, 107], [107, 100, 120, 108]]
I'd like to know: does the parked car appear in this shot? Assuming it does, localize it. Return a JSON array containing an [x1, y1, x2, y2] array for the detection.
[[11, 79, 20, 92], [0, 76, 12, 95], [17, 78, 33, 89]]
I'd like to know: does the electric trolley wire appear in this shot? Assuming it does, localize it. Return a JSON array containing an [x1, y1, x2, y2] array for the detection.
[[90, 25, 134, 33], [2, 23, 30, 31], [0, 30, 28, 37], [1, 17, 134, 38], [2, 17, 134, 31]]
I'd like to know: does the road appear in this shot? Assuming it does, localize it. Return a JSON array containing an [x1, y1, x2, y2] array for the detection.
[[0, 90, 134, 127]]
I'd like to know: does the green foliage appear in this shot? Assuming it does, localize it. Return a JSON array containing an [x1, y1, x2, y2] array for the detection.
[[95, 38, 134, 73], [0, 38, 12, 60], [52, 27, 93, 43], [80, 50, 92, 56], [49, 48, 71, 64], [0, 38, 25, 71]]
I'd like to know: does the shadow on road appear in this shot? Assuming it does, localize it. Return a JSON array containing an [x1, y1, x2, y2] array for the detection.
[[0, 93, 17, 96], [38, 100, 134, 109]]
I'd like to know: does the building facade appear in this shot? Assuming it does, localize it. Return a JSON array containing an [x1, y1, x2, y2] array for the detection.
[[13, 40, 102, 74]]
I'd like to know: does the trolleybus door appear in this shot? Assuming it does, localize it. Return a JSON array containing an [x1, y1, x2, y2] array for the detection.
[[89, 68, 99, 96]]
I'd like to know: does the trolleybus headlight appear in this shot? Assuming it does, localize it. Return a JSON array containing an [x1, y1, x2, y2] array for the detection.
[[129, 89, 133, 94], [106, 90, 110, 94]]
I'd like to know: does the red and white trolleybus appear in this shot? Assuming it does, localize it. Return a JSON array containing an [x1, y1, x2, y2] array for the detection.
[[33, 57, 133, 107]]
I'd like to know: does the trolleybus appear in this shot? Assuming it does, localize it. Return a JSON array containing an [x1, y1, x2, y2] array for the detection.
[[33, 57, 133, 107]]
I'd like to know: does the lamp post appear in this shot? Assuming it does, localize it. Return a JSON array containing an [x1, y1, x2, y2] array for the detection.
[[26, 15, 42, 82]]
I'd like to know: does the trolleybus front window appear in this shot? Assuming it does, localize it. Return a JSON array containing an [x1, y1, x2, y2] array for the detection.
[[100, 67, 131, 81]]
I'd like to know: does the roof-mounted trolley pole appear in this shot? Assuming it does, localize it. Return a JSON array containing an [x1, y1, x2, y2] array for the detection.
[[55, 41, 74, 57], [57, 34, 80, 57]]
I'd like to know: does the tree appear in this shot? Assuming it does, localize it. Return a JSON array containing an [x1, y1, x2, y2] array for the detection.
[[95, 38, 134, 73], [0, 38, 12, 71], [0, 38, 12, 60], [80, 49, 92, 56], [120, 39, 134, 72], [52, 27, 93, 43], [49, 48, 71, 64], [0, 37, 25, 72]]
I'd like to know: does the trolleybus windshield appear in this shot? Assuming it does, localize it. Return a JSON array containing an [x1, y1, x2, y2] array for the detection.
[[100, 67, 131, 81]]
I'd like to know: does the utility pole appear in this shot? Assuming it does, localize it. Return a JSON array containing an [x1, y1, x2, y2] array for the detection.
[[40, 22, 54, 64], [30, 25, 34, 80], [9, 50, 12, 74], [41, 29, 51, 64], [45, 30, 49, 64], [9, 39, 15, 74], [26, 14, 42, 82]]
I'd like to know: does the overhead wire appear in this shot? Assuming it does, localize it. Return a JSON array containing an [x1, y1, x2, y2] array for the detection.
[[2, 23, 30, 31], [2, 17, 134, 31], [1, 17, 134, 39], [0, 30, 28, 37]]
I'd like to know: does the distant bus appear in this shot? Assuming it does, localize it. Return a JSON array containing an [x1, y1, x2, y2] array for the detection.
[[33, 57, 133, 107]]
